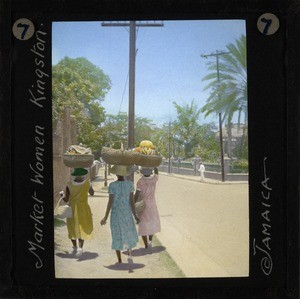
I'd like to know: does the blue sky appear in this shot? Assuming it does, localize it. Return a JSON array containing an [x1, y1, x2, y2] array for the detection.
[[52, 20, 246, 126]]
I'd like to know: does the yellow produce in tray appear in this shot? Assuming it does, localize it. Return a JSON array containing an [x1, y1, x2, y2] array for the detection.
[[133, 147, 142, 153], [140, 140, 156, 149], [101, 141, 162, 167], [134, 140, 157, 156]]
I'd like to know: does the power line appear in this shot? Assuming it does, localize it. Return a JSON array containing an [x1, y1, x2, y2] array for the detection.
[[119, 49, 138, 114], [119, 70, 129, 114], [101, 21, 164, 152]]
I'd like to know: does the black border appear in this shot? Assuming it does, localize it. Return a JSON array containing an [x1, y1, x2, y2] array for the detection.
[[1, 0, 299, 298]]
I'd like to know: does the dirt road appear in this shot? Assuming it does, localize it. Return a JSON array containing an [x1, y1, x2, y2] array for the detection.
[[156, 173, 249, 277], [54, 170, 248, 279]]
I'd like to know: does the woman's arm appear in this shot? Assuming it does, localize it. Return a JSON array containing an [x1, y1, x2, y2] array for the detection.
[[134, 189, 141, 203], [89, 182, 94, 196], [62, 186, 70, 202], [100, 194, 113, 225], [130, 192, 140, 224]]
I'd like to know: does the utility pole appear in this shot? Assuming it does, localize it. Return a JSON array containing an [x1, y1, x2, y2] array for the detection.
[[101, 21, 164, 150], [168, 120, 171, 174], [201, 51, 230, 182], [128, 21, 136, 149]]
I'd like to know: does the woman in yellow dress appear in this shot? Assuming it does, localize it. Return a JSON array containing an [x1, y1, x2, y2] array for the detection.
[[63, 167, 94, 257]]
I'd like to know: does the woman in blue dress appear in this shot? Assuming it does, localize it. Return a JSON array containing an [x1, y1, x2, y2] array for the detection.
[[100, 165, 140, 263]]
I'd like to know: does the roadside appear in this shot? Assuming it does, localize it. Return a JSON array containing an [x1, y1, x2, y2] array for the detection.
[[158, 171, 248, 185]]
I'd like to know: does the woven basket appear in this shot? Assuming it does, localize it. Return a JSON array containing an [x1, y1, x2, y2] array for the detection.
[[101, 147, 141, 165], [137, 154, 162, 167], [101, 147, 162, 167], [63, 154, 94, 168], [55, 204, 73, 219], [54, 198, 73, 219], [135, 200, 145, 214]]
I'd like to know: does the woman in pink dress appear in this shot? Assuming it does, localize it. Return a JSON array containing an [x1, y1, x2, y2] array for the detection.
[[136, 167, 161, 248]]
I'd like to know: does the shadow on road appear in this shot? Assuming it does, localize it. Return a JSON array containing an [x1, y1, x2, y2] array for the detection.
[[77, 252, 99, 262], [104, 261, 145, 272], [122, 246, 166, 257], [56, 251, 99, 261]]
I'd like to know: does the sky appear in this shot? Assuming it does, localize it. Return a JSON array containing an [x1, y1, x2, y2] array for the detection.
[[52, 20, 246, 126]]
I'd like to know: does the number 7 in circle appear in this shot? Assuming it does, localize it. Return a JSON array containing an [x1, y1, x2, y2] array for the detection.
[[17, 23, 30, 40], [260, 18, 272, 35]]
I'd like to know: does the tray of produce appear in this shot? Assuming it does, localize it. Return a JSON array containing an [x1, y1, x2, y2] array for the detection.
[[63, 145, 94, 168]]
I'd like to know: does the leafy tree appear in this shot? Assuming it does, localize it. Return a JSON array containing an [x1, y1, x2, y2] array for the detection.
[[101, 112, 159, 151], [233, 132, 248, 160], [52, 57, 111, 151], [102, 112, 128, 149], [172, 100, 202, 158], [135, 117, 157, 146], [153, 126, 170, 158], [201, 35, 247, 158], [194, 123, 220, 162]]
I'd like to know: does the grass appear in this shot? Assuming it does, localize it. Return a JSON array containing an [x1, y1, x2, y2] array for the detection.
[[54, 217, 66, 228], [152, 236, 185, 278]]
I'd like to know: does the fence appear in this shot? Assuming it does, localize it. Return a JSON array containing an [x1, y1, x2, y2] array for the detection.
[[159, 159, 248, 182]]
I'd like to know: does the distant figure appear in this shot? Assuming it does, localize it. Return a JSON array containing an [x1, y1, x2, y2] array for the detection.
[[136, 167, 161, 248], [100, 165, 139, 263], [198, 162, 205, 182], [99, 157, 105, 167], [63, 168, 94, 257]]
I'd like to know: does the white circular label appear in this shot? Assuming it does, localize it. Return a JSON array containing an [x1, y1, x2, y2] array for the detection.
[[257, 13, 280, 35], [12, 18, 35, 40]]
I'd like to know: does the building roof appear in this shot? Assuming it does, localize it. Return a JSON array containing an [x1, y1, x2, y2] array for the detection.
[[216, 124, 247, 138]]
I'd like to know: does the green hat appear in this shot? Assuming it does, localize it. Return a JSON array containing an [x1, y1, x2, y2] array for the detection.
[[110, 165, 131, 177], [71, 168, 88, 176]]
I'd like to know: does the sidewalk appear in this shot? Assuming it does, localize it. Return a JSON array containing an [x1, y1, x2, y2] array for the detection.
[[54, 173, 184, 279], [159, 171, 248, 185]]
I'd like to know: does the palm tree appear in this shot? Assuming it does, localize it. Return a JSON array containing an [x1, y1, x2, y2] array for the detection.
[[201, 35, 247, 157]]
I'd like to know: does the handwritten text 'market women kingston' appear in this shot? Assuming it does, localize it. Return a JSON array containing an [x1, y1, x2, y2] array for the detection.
[[27, 26, 48, 269]]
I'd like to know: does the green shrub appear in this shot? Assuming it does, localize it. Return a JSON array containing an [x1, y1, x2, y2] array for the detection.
[[231, 159, 248, 171]]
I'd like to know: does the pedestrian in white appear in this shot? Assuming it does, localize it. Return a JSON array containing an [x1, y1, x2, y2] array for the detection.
[[198, 162, 205, 182]]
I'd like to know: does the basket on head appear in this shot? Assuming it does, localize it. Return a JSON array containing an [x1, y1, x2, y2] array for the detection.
[[101, 147, 140, 165], [138, 154, 162, 167], [63, 154, 94, 168]]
